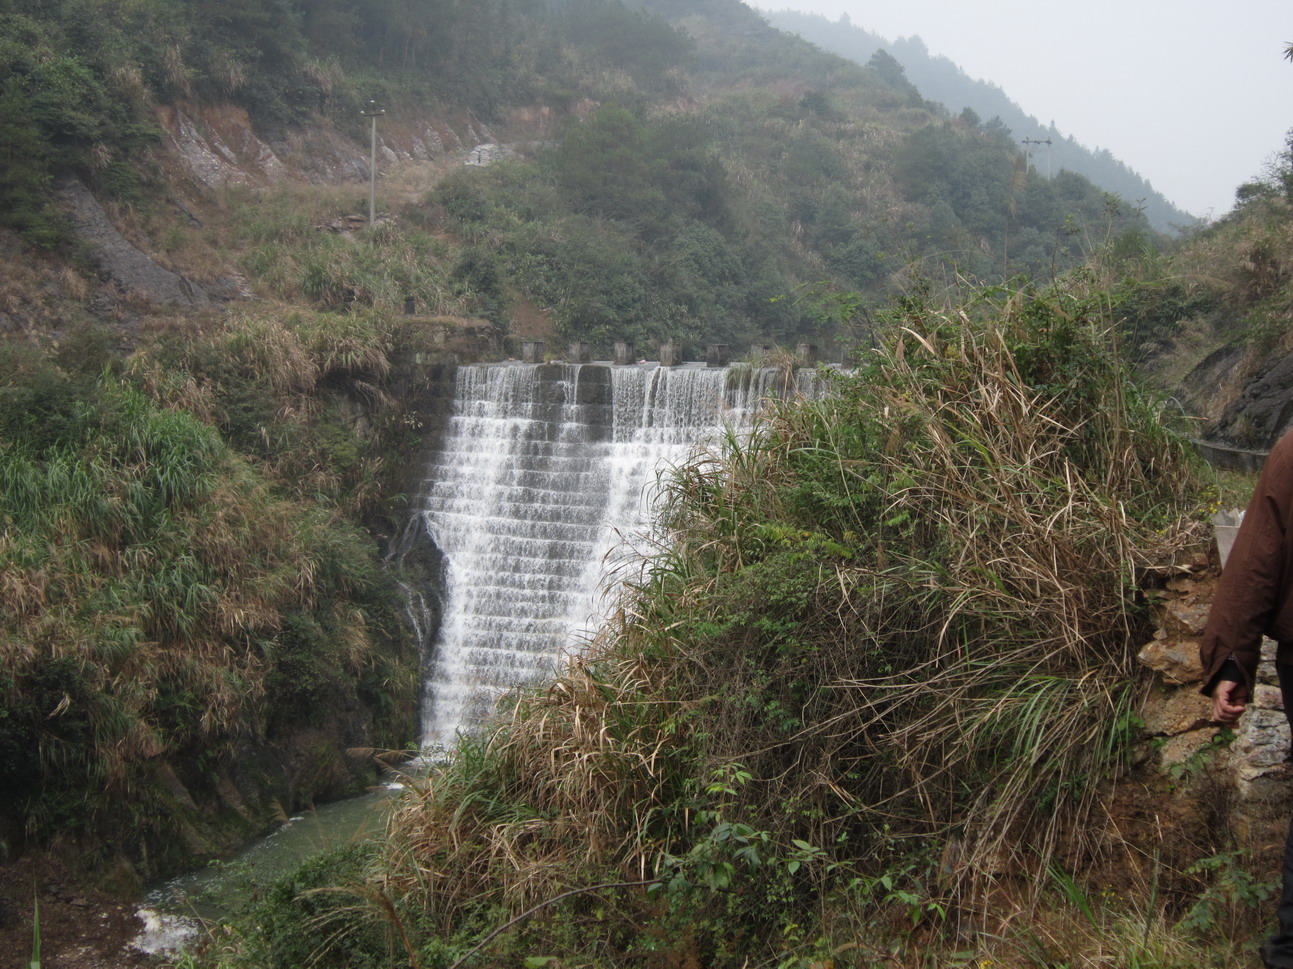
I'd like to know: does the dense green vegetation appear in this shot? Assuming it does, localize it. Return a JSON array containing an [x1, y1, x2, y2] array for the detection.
[[0, 0, 697, 244], [1, 0, 1155, 354], [0, 311, 430, 874], [418, 89, 1154, 354]]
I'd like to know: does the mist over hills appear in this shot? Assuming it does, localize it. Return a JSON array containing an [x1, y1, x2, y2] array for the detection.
[[758, 7, 1197, 235]]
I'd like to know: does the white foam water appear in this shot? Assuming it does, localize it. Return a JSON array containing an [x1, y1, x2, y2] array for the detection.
[[417, 362, 817, 743]]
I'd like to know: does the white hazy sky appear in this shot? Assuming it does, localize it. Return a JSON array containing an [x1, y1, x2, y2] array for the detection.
[[746, 0, 1293, 220]]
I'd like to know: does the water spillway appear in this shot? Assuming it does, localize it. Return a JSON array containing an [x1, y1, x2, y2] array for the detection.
[[416, 361, 816, 745]]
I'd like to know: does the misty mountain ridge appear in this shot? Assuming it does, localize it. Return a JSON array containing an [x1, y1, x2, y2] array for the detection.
[[757, 6, 1197, 234]]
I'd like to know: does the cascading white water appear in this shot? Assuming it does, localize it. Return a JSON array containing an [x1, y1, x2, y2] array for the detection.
[[417, 361, 818, 745]]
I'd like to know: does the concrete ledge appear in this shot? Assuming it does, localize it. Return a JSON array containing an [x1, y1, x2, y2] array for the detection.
[[1194, 439, 1268, 473]]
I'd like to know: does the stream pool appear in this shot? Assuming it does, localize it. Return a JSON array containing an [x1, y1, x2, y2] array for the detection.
[[131, 785, 399, 955]]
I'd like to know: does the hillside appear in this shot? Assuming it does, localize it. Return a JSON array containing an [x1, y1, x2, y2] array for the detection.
[[0, 0, 1261, 858], [758, 7, 1198, 235], [1121, 144, 1293, 452], [0, 0, 1161, 353]]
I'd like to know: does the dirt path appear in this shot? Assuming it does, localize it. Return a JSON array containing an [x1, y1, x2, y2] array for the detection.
[[0, 854, 152, 969]]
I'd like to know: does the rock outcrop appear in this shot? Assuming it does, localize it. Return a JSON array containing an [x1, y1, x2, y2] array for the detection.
[[56, 179, 209, 312], [155, 102, 521, 190], [156, 104, 287, 189], [1209, 348, 1293, 450], [1177, 341, 1293, 452]]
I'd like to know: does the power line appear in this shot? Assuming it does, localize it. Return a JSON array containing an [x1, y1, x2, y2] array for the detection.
[[1021, 137, 1053, 179]]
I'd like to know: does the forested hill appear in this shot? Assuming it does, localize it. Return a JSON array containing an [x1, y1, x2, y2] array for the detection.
[[760, 7, 1196, 235], [1, 0, 1160, 357]]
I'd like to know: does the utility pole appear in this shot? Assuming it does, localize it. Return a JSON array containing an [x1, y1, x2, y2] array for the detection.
[[1021, 137, 1053, 179], [361, 100, 386, 223]]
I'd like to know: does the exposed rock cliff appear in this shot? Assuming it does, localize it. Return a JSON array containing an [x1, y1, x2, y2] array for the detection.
[[153, 102, 520, 191], [1206, 347, 1293, 451], [56, 179, 209, 312]]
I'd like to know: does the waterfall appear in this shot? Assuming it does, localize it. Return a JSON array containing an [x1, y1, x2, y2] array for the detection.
[[416, 361, 818, 745]]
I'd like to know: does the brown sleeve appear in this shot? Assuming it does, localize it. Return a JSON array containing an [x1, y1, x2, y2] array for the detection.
[[1199, 431, 1293, 695]]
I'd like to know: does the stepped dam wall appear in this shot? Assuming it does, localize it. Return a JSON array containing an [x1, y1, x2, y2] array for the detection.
[[411, 361, 819, 743]]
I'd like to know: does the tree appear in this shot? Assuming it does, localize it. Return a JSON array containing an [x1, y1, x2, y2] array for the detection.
[[0, 79, 63, 247], [553, 0, 693, 86], [866, 48, 922, 105], [553, 106, 665, 220]]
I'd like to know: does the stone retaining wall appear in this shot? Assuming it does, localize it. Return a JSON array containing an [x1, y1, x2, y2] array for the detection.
[[1137, 546, 1292, 867]]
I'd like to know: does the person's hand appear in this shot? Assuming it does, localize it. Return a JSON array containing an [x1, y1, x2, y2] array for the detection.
[[1211, 679, 1247, 725]]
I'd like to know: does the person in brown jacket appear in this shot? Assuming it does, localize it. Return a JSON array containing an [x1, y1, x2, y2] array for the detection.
[[1200, 428, 1293, 968]]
